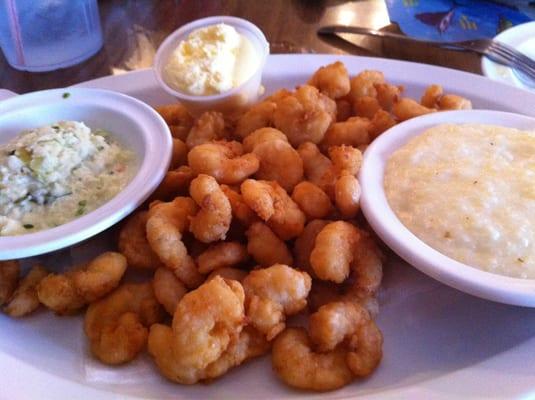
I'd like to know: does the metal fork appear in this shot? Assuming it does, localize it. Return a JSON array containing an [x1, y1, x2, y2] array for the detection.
[[318, 26, 535, 84]]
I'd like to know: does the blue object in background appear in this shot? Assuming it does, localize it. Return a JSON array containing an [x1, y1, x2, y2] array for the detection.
[[385, 0, 533, 41]]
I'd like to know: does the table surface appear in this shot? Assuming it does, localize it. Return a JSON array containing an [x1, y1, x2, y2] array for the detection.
[[0, 0, 482, 94]]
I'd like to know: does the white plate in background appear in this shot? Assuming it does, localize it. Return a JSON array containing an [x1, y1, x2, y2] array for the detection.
[[2, 55, 535, 399], [481, 21, 535, 90]]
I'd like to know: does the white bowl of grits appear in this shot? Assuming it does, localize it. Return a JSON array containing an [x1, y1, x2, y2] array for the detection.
[[359, 110, 535, 307], [0, 88, 172, 259], [154, 16, 269, 117]]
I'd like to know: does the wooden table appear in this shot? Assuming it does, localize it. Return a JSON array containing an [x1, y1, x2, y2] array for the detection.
[[0, 0, 482, 94]]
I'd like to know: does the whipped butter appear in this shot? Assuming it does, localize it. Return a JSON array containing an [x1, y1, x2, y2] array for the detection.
[[164, 23, 258, 96]]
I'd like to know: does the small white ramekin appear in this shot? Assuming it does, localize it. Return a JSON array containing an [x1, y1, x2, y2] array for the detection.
[[153, 16, 269, 117]]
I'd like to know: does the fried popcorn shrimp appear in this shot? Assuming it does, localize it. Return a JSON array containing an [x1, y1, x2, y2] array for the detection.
[[186, 111, 227, 148], [293, 219, 330, 275], [297, 142, 337, 197], [334, 173, 361, 219], [242, 127, 288, 152], [374, 83, 403, 111], [146, 197, 203, 288], [251, 138, 304, 191], [187, 141, 259, 185], [189, 174, 232, 243], [246, 222, 293, 267], [346, 317, 383, 377], [84, 282, 163, 365], [170, 138, 188, 170], [235, 100, 277, 139], [207, 267, 248, 282], [37, 252, 127, 315], [148, 276, 245, 384], [221, 184, 258, 226], [369, 109, 397, 139], [243, 264, 311, 340], [321, 116, 371, 148], [272, 327, 354, 391], [118, 211, 161, 270], [308, 61, 351, 99], [291, 181, 333, 219], [4, 265, 48, 317], [438, 94, 472, 110], [329, 145, 363, 176], [273, 85, 336, 146], [335, 98, 353, 122], [420, 84, 443, 108], [0, 260, 19, 306], [348, 70, 385, 101], [241, 179, 306, 240], [152, 267, 188, 315], [309, 301, 370, 352], [150, 166, 195, 201], [350, 235, 384, 298], [310, 221, 360, 283], [392, 98, 435, 121], [203, 326, 270, 380], [197, 241, 249, 274], [353, 96, 381, 119], [155, 103, 194, 141]]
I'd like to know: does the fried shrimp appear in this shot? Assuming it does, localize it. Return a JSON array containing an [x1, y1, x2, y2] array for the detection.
[[308, 61, 350, 99], [171, 138, 188, 169], [187, 141, 259, 185], [273, 85, 336, 146], [220, 185, 258, 226], [369, 109, 397, 139], [392, 98, 435, 121], [249, 135, 304, 191], [329, 145, 363, 176], [146, 197, 203, 288], [420, 84, 443, 108], [203, 326, 270, 380], [243, 264, 311, 340], [84, 282, 163, 365], [310, 221, 360, 283], [374, 83, 403, 111], [3, 265, 48, 317], [348, 70, 385, 101], [346, 319, 383, 377], [150, 166, 195, 201], [321, 116, 371, 148], [235, 100, 277, 139], [242, 127, 288, 153], [197, 241, 249, 274], [189, 174, 232, 243], [118, 211, 161, 270], [185, 111, 227, 148], [334, 173, 361, 219], [438, 94, 472, 110], [349, 235, 384, 298], [0, 260, 19, 306], [293, 219, 330, 275], [148, 276, 245, 384], [353, 96, 381, 119], [207, 267, 248, 282], [152, 267, 188, 315], [297, 142, 336, 197], [246, 222, 293, 267], [291, 181, 334, 219], [155, 103, 194, 140], [241, 179, 306, 240], [37, 252, 127, 315], [309, 301, 370, 352], [272, 327, 354, 391]]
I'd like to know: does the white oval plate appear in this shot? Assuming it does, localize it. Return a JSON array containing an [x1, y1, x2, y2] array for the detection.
[[360, 110, 535, 307], [3, 55, 535, 400], [481, 21, 535, 90], [0, 88, 172, 259]]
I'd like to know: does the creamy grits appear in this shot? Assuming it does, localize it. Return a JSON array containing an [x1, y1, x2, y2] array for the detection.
[[0, 121, 135, 236], [384, 123, 535, 279], [164, 23, 258, 96]]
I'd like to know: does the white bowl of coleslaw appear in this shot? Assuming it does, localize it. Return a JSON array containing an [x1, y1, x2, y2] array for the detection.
[[0, 88, 171, 259]]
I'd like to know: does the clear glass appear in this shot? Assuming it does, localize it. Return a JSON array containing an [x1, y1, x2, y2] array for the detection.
[[0, 0, 103, 72]]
